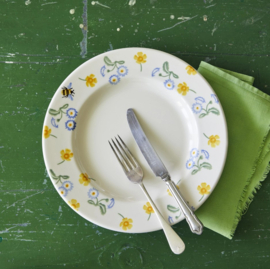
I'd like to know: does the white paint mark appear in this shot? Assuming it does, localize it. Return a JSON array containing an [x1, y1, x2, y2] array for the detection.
[[206, 3, 216, 8], [43, 179, 47, 185], [242, 14, 264, 26], [5, 61, 14, 64], [56, 44, 58, 50], [0, 146, 4, 148], [24, 209, 33, 213], [79, 24, 84, 28], [203, 15, 208, 21], [69, 9, 75, 14], [80, 0, 88, 58], [58, 206, 63, 212], [91, 1, 111, 9], [129, 0, 136, 6], [25, 0, 31, 5], [14, 238, 37, 242], [41, 2, 57, 6], [135, 29, 138, 32], [1, 191, 43, 213], [0, 226, 18, 234], [157, 15, 198, 32], [170, 15, 175, 19], [0, 160, 4, 172], [214, 44, 216, 51], [117, 28, 120, 31], [211, 22, 218, 36], [178, 16, 191, 20]]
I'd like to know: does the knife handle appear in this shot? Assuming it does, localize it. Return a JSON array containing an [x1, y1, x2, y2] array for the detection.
[[166, 180, 203, 235]]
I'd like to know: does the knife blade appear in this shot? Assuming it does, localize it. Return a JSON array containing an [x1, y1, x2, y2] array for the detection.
[[127, 108, 203, 235]]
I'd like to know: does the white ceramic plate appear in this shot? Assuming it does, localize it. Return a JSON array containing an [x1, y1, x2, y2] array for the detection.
[[42, 48, 227, 233]]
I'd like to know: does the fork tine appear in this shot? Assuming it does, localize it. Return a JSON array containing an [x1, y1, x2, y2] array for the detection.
[[117, 135, 139, 167], [111, 139, 131, 171], [115, 137, 135, 169], [109, 141, 129, 172]]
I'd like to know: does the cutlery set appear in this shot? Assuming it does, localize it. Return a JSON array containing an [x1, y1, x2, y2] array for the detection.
[[109, 108, 204, 254]]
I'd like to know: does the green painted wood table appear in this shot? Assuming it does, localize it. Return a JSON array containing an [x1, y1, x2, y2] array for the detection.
[[1, 0, 270, 268]]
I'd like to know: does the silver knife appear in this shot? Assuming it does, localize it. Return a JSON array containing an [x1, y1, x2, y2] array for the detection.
[[127, 108, 203, 235]]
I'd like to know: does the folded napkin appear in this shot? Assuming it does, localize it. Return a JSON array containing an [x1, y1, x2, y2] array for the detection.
[[196, 61, 270, 239]]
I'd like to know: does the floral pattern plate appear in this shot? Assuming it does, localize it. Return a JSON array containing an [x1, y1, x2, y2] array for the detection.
[[42, 48, 228, 233]]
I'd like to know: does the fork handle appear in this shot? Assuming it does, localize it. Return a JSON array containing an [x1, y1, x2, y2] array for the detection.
[[166, 180, 203, 235], [139, 183, 185, 255]]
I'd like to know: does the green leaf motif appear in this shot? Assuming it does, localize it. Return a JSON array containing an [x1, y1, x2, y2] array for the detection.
[[208, 107, 220, 115], [61, 175, 69, 179], [167, 205, 180, 213], [191, 169, 199, 175], [199, 113, 207, 118], [88, 200, 95, 205], [116, 60, 125, 64], [172, 72, 179, 79], [104, 56, 114, 66], [200, 162, 212, 170], [99, 203, 106, 215], [50, 169, 56, 177], [49, 109, 60, 116], [163, 61, 169, 73], [60, 104, 69, 110]]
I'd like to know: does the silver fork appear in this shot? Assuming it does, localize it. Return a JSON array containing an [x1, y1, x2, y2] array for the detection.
[[109, 135, 185, 255]]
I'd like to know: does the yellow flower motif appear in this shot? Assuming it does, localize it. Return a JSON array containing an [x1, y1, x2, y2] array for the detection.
[[43, 126, 51, 139], [186, 65, 197, 75], [79, 173, 91, 186], [167, 185, 180, 196], [85, 74, 97, 87], [68, 199, 80, 211], [208, 135, 220, 148], [120, 217, 133, 231], [60, 149, 73, 161], [197, 183, 211, 195], [177, 82, 189, 96], [134, 52, 147, 71], [143, 202, 154, 214]]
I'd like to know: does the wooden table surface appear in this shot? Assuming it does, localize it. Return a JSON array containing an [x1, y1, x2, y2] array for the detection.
[[1, 0, 270, 268]]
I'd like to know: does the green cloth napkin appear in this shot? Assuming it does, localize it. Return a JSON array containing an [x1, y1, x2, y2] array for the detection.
[[196, 61, 270, 239]]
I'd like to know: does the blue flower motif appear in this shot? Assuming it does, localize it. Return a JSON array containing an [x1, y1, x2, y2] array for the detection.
[[151, 67, 160, 77], [88, 188, 99, 199], [195, 96, 206, 103], [201, 149, 209, 160], [117, 65, 128, 77], [168, 216, 174, 225], [186, 159, 195, 169], [192, 103, 202, 114], [66, 108, 78, 119], [211, 94, 219, 104], [100, 65, 106, 77], [51, 117, 58, 128], [107, 198, 115, 209], [190, 148, 199, 158], [164, 79, 175, 90], [58, 186, 68, 197], [109, 74, 120, 85], [65, 120, 76, 131], [62, 181, 73, 191]]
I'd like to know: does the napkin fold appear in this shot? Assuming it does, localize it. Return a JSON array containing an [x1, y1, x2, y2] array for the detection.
[[196, 61, 270, 239]]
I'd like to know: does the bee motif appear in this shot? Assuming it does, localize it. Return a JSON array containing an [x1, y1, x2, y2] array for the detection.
[[61, 82, 75, 101]]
